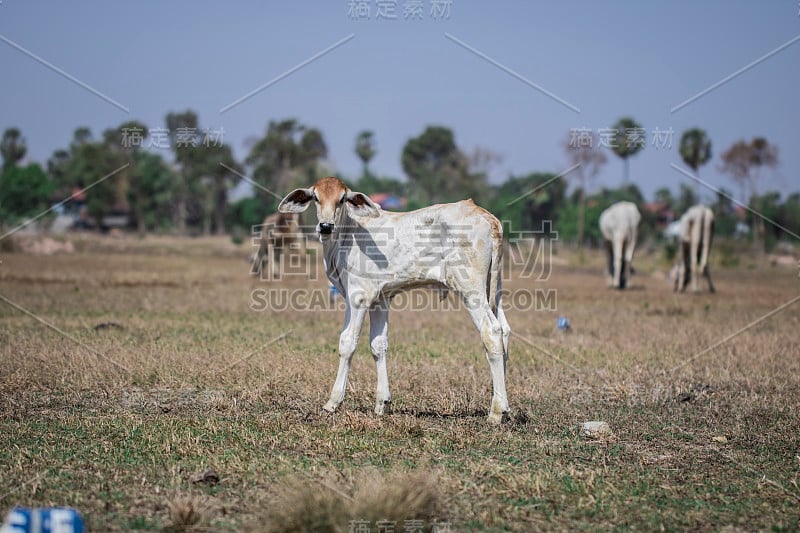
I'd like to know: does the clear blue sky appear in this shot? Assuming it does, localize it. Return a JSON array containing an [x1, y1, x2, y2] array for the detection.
[[1, 1, 798, 203]]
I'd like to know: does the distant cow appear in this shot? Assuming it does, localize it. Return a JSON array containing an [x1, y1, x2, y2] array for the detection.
[[674, 205, 715, 293], [251, 212, 302, 276], [278, 177, 511, 423], [599, 201, 641, 289]]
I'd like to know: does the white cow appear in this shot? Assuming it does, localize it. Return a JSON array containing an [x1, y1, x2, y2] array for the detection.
[[599, 201, 641, 289], [278, 177, 511, 423], [674, 204, 715, 293]]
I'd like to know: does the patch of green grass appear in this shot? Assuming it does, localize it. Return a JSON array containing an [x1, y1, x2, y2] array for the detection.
[[126, 515, 160, 530]]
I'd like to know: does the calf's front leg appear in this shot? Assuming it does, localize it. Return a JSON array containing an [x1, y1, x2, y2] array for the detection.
[[323, 302, 368, 413]]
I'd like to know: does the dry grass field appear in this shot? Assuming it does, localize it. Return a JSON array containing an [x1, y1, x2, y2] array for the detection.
[[0, 234, 798, 531]]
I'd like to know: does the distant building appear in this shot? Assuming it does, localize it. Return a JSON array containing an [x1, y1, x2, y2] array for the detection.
[[369, 193, 407, 211]]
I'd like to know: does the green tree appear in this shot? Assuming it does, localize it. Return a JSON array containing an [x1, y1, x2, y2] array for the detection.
[[713, 188, 737, 238], [48, 128, 125, 228], [0, 163, 53, 221], [104, 121, 148, 234], [1, 128, 27, 171], [47, 149, 70, 187], [246, 119, 329, 206], [80, 147, 123, 228], [610, 117, 645, 183], [490, 172, 566, 234], [357, 174, 407, 197], [298, 127, 328, 185], [753, 191, 782, 251], [166, 110, 201, 234], [401, 125, 485, 204], [166, 111, 247, 234], [188, 142, 241, 235], [128, 151, 178, 233], [227, 196, 266, 234], [69, 140, 122, 228], [778, 193, 800, 245], [71, 127, 92, 146], [48, 128, 89, 196], [355, 130, 376, 179]]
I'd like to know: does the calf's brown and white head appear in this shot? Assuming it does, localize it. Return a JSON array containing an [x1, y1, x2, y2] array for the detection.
[[278, 177, 380, 237]]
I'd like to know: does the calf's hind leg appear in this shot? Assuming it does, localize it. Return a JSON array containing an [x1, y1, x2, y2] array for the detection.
[[463, 294, 509, 424], [369, 302, 392, 415]]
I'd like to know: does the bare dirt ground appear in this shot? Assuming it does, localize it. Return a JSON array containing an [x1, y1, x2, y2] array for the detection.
[[0, 234, 798, 531]]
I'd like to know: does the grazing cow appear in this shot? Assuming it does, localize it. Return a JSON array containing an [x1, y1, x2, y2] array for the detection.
[[251, 212, 302, 276], [599, 201, 641, 289], [674, 204, 715, 293], [278, 177, 511, 423]]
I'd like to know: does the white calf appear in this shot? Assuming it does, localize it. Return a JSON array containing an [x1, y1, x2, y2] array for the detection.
[[599, 201, 641, 289], [278, 177, 511, 423], [674, 204, 715, 293]]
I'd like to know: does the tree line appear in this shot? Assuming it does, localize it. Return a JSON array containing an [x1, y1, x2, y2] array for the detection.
[[0, 113, 796, 253]]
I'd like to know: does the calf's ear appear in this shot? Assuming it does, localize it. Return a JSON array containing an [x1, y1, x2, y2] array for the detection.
[[345, 191, 381, 218], [279, 188, 314, 213]]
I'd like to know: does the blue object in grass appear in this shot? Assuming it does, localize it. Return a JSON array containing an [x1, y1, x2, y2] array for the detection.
[[2, 508, 84, 533]]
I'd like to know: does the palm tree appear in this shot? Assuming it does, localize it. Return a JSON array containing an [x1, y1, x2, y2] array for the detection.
[[355, 130, 376, 179], [1, 128, 27, 171], [679, 128, 712, 174], [679, 128, 712, 195], [610, 117, 644, 183]]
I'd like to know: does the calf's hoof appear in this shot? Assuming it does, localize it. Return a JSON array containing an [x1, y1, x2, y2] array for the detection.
[[489, 397, 510, 424], [374, 400, 392, 416], [487, 410, 510, 424], [322, 401, 339, 414]]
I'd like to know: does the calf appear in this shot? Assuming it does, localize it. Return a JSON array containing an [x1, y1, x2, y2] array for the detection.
[[278, 177, 511, 423], [674, 204, 715, 293], [251, 212, 302, 276], [599, 201, 641, 289]]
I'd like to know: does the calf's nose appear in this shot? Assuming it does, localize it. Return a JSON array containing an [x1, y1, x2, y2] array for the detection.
[[319, 222, 334, 235]]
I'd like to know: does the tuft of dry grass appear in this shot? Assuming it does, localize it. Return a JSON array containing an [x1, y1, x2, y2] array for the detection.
[[165, 494, 214, 532], [255, 470, 442, 533]]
